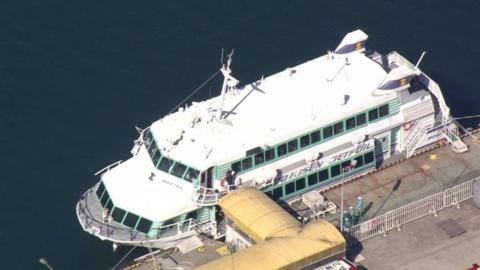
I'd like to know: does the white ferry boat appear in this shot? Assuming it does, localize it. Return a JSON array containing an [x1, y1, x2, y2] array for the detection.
[[76, 30, 466, 249]]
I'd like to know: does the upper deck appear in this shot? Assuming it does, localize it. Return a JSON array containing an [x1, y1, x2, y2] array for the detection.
[[148, 32, 410, 170]]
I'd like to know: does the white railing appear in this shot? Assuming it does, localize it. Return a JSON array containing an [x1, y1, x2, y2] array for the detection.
[[345, 176, 477, 242], [94, 160, 123, 176], [303, 202, 338, 223], [406, 125, 427, 158], [405, 118, 433, 158], [193, 186, 231, 206], [77, 186, 214, 244]]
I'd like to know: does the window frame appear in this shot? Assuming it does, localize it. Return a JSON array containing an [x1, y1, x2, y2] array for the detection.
[[356, 113, 366, 126], [300, 135, 310, 148], [333, 121, 344, 135], [346, 117, 356, 130], [254, 152, 265, 166], [323, 126, 333, 139], [284, 182, 295, 195], [295, 177, 306, 191], [277, 143, 288, 157], [379, 103, 389, 117], [368, 108, 379, 122], [287, 139, 298, 153]]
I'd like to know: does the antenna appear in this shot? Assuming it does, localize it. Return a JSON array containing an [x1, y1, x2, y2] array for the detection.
[[415, 51, 426, 69], [217, 49, 239, 119]]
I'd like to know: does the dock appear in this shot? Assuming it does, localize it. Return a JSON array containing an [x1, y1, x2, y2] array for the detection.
[[122, 132, 480, 270]]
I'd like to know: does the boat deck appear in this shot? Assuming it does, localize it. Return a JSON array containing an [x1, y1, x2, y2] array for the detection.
[[76, 187, 151, 243]]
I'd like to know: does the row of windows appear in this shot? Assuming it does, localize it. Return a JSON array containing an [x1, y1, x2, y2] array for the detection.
[[230, 103, 389, 174], [265, 151, 375, 201], [143, 130, 200, 183], [96, 182, 153, 233]]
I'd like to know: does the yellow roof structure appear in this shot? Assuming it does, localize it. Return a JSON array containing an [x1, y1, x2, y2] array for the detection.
[[218, 187, 300, 242], [194, 188, 346, 270]]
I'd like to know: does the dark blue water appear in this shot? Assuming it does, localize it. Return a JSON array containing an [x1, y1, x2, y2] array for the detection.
[[1, 1, 479, 269]]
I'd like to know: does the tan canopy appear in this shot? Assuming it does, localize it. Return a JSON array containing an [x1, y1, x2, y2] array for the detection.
[[194, 188, 346, 270]]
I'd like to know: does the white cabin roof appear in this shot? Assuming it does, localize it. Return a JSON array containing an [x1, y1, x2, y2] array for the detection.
[[102, 146, 197, 221], [150, 48, 395, 170]]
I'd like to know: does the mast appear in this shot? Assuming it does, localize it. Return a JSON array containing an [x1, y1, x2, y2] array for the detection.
[[217, 51, 239, 119]]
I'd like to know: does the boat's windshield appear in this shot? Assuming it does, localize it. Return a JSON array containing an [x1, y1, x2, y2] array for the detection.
[[142, 129, 200, 183]]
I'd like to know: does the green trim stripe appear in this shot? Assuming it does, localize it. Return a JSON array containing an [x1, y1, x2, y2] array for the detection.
[[217, 99, 399, 179]]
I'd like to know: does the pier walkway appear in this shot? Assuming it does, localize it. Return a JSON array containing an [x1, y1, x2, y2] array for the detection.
[[322, 135, 480, 224]]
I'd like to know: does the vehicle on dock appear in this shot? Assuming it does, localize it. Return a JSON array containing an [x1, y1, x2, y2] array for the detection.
[[76, 29, 466, 249]]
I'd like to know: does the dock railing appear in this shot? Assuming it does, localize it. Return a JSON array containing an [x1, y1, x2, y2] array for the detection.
[[345, 176, 477, 243]]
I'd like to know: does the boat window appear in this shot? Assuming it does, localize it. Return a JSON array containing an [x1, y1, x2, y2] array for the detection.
[[356, 113, 366, 126], [265, 148, 275, 161], [136, 218, 153, 233], [346, 117, 356, 130], [111, 207, 126, 223], [272, 187, 283, 200], [265, 191, 273, 199], [300, 135, 310, 148], [318, 169, 329, 181], [184, 168, 199, 182], [151, 149, 161, 166], [171, 163, 187, 178], [185, 210, 198, 221], [242, 157, 252, 170], [364, 151, 374, 164], [287, 139, 298, 153], [295, 177, 306, 191], [341, 161, 351, 171], [368, 108, 379, 122], [354, 155, 364, 167], [277, 144, 287, 157], [100, 191, 110, 207], [330, 164, 341, 177], [123, 212, 139, 228], [308, 173, 318, 186], [231, 162, 241, 173], [379, 104, 389, 117], [143, 130, 153, 150], [310, 130, 321, 143], [147, 141, 157, 159], [323, 126, 333, 139], [254, 152, 265, 166], [96, 181, 106, 199], [105, 199, 113, 212], [285, 182, 295, 195], [158, 157, 174, 173], [334, 122, 344, 135]]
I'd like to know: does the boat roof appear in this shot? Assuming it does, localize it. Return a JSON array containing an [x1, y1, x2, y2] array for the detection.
[[150, 31, 397, 170], [102, 146, 198, 221]]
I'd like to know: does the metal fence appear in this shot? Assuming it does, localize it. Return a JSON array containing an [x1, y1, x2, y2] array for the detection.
[[345, 177, 477, 242]]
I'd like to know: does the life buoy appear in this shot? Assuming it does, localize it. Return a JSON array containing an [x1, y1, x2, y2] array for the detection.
[[403, 122, 413, 131]]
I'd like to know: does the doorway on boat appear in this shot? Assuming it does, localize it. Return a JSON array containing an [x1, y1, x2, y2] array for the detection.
[[201, 167, 214, 189]]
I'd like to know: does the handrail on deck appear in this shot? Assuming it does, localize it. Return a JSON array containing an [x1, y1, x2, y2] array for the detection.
[[193, 185, 233, 206], [94, 160, 123, 176], [77, 188, 214, 243]]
